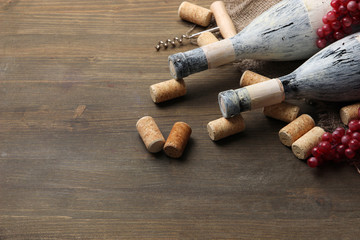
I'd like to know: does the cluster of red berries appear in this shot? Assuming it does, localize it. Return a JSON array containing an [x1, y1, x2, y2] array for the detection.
[[316, 0, 360, 48], [307, 108, 360, 168]]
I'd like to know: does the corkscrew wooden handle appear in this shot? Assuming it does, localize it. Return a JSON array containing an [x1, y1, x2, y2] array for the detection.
[[210, 1, 237, 39]]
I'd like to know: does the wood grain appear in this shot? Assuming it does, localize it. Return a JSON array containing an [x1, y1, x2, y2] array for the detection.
[[1, 0, 360, 239]]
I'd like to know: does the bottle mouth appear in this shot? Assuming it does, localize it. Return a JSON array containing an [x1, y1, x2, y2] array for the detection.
[[218, 90, 241, 118], [168, 52, 190, 80], [169, 60, 177, 79]]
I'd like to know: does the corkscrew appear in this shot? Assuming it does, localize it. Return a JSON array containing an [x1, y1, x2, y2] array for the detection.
[[155, 26, 220, 51]]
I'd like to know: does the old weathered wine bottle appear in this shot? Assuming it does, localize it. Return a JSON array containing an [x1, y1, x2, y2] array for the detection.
[[168, 0, 333, 79], [218, 33, 360, 118]]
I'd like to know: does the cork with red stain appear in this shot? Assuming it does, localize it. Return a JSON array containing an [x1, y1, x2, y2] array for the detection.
[[164, 122, 192, 158]]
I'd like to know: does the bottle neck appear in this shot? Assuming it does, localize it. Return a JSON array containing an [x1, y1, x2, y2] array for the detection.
[[279, 73, 298, 100], [244, 78, 285, 110], [218, 79, 285, 118], [200, 38, 236, 69]]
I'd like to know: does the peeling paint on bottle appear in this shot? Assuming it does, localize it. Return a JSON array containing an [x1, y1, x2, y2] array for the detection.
[[219, 33, 360, 118], [169, 0, 333, 79]]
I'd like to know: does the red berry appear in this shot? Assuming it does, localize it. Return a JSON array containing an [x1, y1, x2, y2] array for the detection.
[[307, 157, 320, 168], [322, 132, 333, 142], [352, 15, 360, 24], [327, 10, 338, 21], [317, 28, 325, 38], [339, 5, 348, 14], [337, 144, 346, 155], [329, 149, 337, 160], [331, 0, 341, 9], [341, 134, 351, 145], [346, 128, 353, 136], [358, 2, 360, 11], [318, 141, 332, 153], [323, 24, 333, 35], [333, 8, 341, 17], [311, 146, 323, 157], [326, 34, 336, 44], [323, 15, 329, 24], [324, 149, 337, 161], [347, 1, 358, 11], [345, 148, 356, 159], [342, 26, 353, 34], [335, 127, 346, 135], [352, 9, 360, 16], [331, 20, 342, 30], [332, 130, 343, 143], [348, 120, 360, 131], [352, 132, 360, 141], [334, 31, 345, 39], [349, 139, 360, 150], [316, 38, 327, 48], [341, 16, 353, 27], [340, 0, 350, 5]]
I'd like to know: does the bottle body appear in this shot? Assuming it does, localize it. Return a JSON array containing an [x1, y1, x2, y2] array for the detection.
[[281, 34, 360, 101], [218, 33, 360, 118], [231, 0, 316, 61], [169, 0, 332, 79]]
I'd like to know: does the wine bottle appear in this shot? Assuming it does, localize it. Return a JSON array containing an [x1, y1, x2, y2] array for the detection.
[[218, 33, 360, 118], [168, 0, 333, 79]]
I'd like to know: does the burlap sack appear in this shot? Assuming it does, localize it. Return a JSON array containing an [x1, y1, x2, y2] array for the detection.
[[224, 0, 281, 32]]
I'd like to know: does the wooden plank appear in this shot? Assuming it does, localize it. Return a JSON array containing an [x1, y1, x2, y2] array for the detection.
[[1, 0, 360, 239]]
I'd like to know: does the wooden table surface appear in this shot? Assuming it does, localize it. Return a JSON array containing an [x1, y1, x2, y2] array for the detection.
[[1, 0, 360, 239]]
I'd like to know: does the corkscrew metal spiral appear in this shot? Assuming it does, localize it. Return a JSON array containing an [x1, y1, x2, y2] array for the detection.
[[155, 26, 220, 51]]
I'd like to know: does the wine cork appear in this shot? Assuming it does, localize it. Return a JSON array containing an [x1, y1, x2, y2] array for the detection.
[[210, 1, 237, 39], [197, 32, 219, 47], [240, 70, 270, 87], [150, 79, 186, 103], [340, 103, 360, 125], [292, 126, 325, 160], [178, 1, 212, 27], [207, 115, 245, 141], [164, 122, 192, 158], [279, 114, 315, 147], [136, 116, 166, 153], [263, 102, 300, 123]]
